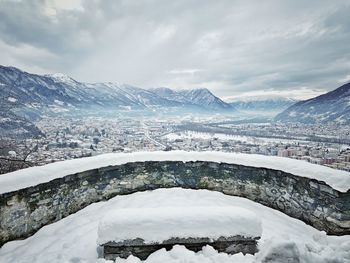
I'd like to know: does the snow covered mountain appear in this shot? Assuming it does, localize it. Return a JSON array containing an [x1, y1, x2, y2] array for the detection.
[[229, 97, 298, 114], [275, 82, 350, 124], [0, 66, 86, 107], [151, 87, 232, 110], [0, 88, 42, 137], [0, 66, 234, 117]]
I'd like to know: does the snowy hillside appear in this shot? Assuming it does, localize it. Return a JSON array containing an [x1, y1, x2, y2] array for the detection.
[[178, 88, 232, 110], [0, 104, 42, 137], [0, 188, 349, 263], [0, 95, 42, 137], [275, 82, 350, 124], [150, 87, 232, 110], [229, 96, 298, 114], [0, 65, 234, 118]]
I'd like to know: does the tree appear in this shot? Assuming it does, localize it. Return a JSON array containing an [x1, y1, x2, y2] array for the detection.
[[93, 137, 100, 145], [0, 139, 41, 174]]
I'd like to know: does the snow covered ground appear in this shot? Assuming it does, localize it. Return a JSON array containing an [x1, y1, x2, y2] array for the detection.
[[163, 130, 310, 145], [0, 151, 349, 193], [164, 131, 261, 143], [0, 188, 349, 263]]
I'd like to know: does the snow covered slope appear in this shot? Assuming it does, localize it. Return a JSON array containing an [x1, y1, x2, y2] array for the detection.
[[0, 188, 349, 263], [0, 106, 42, 137], [150, 87, 232, 111], [0, 65, 233, 117], [229, 97, 298, 114], [275, 82, 350, 124], [0, 151, 349, 194]]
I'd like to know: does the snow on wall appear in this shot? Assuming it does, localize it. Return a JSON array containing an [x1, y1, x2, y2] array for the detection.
[[0, 151, 349, 194]]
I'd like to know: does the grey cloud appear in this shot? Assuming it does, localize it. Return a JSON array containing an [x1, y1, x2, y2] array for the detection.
[[0, 0, 350, 99]]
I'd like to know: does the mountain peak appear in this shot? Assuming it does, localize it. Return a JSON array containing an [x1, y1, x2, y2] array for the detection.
[[0, 65, 27, 79], [182, 87, 211, 94], [46, 73, 77, 85], [176, 88, 231, 110], [0, 65, 23, 72]]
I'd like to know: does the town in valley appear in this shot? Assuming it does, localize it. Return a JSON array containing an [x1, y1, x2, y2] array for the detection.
[[8, 114, 350, 172]]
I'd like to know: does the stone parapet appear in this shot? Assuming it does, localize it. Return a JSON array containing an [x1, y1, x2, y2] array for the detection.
[[1, 161, 349, 246]]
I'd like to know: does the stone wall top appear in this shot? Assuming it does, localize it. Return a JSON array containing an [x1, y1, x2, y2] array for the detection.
[[0, 151, 349, 194]]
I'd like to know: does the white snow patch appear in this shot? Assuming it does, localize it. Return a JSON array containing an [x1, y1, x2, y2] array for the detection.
[[289, 111, 297, 117], [164, 131, 253, 142], [0, 118, 11, 123], [0, 188, 349, 263], [341, 145, 350, 151], [54, 99, 64, 106], [0, 151, 349, 194], [7, 97, 17, 103], [98, 206, 261, 245], [115, 245, 256, 263], [47, 73, 75, 85], [8, 151, 16, 157], [163, 130, 310, 145], [0, 151, 349, 193]]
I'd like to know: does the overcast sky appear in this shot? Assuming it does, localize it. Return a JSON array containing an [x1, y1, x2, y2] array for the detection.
[[1, 0, 350, 100]]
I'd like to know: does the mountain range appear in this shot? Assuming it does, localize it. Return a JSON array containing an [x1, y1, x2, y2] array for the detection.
[[275, 82, 350, 124], [229, 97, 298, 115], [0, 65, 233, 116], [150, 87, 232, 111], [0, 65, 238, 137], [1, 64, 350, 137]]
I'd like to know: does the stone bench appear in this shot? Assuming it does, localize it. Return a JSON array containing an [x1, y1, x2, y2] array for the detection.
[[97, 206, 262, 260]]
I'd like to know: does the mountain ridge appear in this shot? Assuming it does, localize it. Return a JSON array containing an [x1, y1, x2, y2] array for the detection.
[[229, 97, 298, 113], [0, 65, 234, 114], [275, 82, 350, 124]]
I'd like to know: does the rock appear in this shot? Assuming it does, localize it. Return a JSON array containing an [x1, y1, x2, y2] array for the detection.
[[261, 241, 300, 263]]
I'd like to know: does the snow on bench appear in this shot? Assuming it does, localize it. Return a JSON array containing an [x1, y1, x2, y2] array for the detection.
[[97, 206, 262, 260]]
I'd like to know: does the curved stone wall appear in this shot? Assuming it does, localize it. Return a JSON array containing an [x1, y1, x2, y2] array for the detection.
[[0, 161, 349, 246]]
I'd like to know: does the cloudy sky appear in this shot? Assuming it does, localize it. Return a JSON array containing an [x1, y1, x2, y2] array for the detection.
[[1, 0, 350, 100]]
